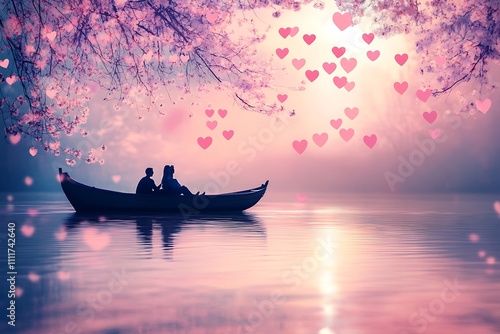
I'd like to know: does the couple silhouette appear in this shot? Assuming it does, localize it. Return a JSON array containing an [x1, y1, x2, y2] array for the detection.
[[136, 165, 199, 196]]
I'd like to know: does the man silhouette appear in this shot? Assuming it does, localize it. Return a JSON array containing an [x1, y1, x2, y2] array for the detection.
[[136, 167, 160, 194]]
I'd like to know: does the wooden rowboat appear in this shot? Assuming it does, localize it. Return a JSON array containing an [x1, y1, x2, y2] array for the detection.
[[59, 168, 269, 213]]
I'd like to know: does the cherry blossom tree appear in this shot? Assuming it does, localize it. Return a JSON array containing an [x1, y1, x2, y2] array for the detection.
[[337, 0, 500, 95], [0, 0, 320, 162]]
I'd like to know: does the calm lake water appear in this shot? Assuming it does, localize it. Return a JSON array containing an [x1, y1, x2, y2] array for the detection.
[[0, 192, 499, 334]]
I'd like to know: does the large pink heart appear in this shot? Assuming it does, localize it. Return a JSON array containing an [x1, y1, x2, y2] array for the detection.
[[277, 94, 288, 103], [475, 99, 491, 114], [423, 111, 438, 124], [416, 89, 432, 102], [303, 34, 316, 45], [330, 118, 342, 129], [332, 12, 352, 31], [292, 139, 308, 154], [322, 62, 337, 74], [333, 76, 347, 88], [279, 27, 291, 38], [332, 46, 346, 58], [223, 130, 234, 140], [206, 120, 218, 130], [292, 58, 306, 70], [340, 57, 357, 73], [363, 134, 377, 149], [276, 48, 289, 59], [312, 133, 328, 147], [197, 136, 213, 149], [395, 53, 408, 66], [344, 107, 359, 120], [394, 81, 408, 95], [362, 33, 374, 44], [305, 70, 319, 82], [339, 128, 355, 142], [366, 50, 380, 61]]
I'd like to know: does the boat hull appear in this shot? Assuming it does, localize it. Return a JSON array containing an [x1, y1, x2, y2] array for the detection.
[[59, 170, 268, 213]]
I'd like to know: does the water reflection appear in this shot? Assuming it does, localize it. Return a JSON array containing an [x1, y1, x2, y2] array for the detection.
[[65, 212, 266, 260]]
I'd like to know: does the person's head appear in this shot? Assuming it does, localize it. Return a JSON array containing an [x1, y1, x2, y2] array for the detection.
[[145, 167, 154, 177], [163, 165, 174, 178]]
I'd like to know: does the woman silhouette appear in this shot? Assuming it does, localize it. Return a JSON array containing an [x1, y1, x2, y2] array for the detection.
[[160, 165, 197, 196]]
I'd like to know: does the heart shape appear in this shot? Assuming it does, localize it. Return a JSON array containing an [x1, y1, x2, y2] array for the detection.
[[339, 128, 355, 142], [330, 118, 343, 129], [6, 75, 16, 85], [277, 94, 288, 103], [344, 81, 355, 92], [423, 111, 438, 124], [428, 128, 442, 140], [29, 147, 38, 156], [223, 130, 234, 140], [416, 89, 432, 102], [46, 88, 57, 99], [322, 62, 337, 75], [303, 34, 316, 45], [332, 46, 346, 58], [292, 139, 308, 154], [0, 59, 9, 68], [344, 107, 359, 120], [206, 120, 218, 130], [363, 134, 377, 148], [218, 109, 228, 118], [292, 58, 306, 70], [276, 48, 289, 59], [366, 50, 380, 61], [394, 81, 409, 95], [279, 27, 291, 38], [289, 27, 299, 37], [21, 224, 35, 237], [333, 76, 347, 88], [305, 70, 319, 82], [205, 109, 215, 117], [332, 12, 352, 31], [395, 53, 409, 66], [340, 57, 357, 73], [475, 99, 491, 114], [83, 228, 110, 250], [46, 31, 57, 42], [197, 136, 213, 149], [362, 33, 375, 44], [312, 133, 328, 147], [9, 134, 21, 145], [180, 55, 189, 62]]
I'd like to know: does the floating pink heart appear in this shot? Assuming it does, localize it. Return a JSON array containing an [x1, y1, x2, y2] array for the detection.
[[289, 27, 299, 37], [395, 53, 408, 66], [333, 12, 352, 31], [428, 128, 442, 140], [46, 88, 57, 99], [279, 27, 291, 38], [330, 118, 342, 129], [21, 224, 35, 237], [218, 109, 228, 118], [416, 89, 432, 102], [303, 34, 316, 45], [206, 120, 218, 130], [362, 33, 375, 44], [180, 55, 189, 62], [475, 99, 491, 114], [276, 48, 289, 59], [332, 46, 346, 58], [223, 130, 234, 140], [363, 134, 377, 148], [46, 31, 57, 42], [305, 70, 319, 82], [340, 57, 357, 73], [197, 136, 213, 149], [0, 59, 9, 68], [29, 146, 37, 156], [292, 58, 306, 70], [423, 111, 438, 124], [366, 50, 380, 61], [322, 62, 337, 75], [205, 109, 215, 117], [292, 139, 308, 154], [344, 81, 355, 92], [339, 128, 355, 142], [312, 133, 328, 147], [394, 81, 408, 95], [6, 75, 16, 85], [9, 133, 21, 145], [83, 228, 110, 251], [344, 107, 359, 120], [333, 76, 347, 88], [277, 94, 288, 103]]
